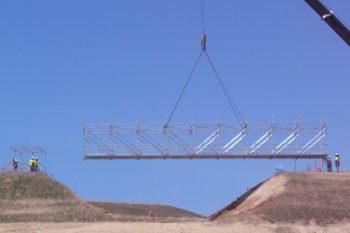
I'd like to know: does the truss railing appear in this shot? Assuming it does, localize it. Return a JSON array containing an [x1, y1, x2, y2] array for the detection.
[[83, 122, 327, 160], [9, 146, 48, 173]]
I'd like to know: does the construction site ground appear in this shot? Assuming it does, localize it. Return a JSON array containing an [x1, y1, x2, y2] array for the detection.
[[1, 222, 350, 233], [1, 172, 350, 232]]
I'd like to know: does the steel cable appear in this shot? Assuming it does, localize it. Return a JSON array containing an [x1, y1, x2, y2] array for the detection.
[[201, 0, 206, 35], [164, 0, 245, 128], [164, 52, 203, 128], [204, 51, 245, 127]]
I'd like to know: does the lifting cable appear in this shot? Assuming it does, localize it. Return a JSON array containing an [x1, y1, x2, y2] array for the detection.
[[164, 52, 203, 128], [164, 0, 245, 129], [201, 0, 206, 35], [204, 51, 245, 127]]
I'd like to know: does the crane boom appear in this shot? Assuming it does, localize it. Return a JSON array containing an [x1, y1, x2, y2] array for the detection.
[[305, 0, 350, 46]]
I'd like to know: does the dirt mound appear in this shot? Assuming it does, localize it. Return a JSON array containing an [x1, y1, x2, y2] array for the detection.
[[88, 201, 204, 222], [0, 172, 113, 222], [211, 172, 350, 225]]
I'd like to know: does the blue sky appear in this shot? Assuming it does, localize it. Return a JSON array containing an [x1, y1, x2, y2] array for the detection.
[[1, 0, 349, 216]]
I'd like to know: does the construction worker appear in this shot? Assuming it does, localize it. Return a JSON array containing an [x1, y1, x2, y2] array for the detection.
[[335, 153, 340, 172], [34, 157, 39, 172], [326, 156, 332, 172], [12, 158, 18, 172], [29, 156, 35, 172]]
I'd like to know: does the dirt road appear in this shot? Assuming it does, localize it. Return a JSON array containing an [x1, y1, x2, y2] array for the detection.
[[1, 222, 350, 233]]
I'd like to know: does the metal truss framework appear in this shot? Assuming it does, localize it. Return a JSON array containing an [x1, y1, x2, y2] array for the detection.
[[83, 122, 327, 160], [9, 146, 47, 173]]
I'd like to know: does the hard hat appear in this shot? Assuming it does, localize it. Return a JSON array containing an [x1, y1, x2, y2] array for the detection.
[[336, 153, 339, 156], [32, 156, 34, 159]]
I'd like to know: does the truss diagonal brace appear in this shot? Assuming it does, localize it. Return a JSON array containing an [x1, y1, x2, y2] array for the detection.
[[138, 132, 164, 154], [249, 127, 273, 154], [163, 128, 193, 154], [110, 133, 139, 155], [301, 127, 326, 154], [273, 128, 300, 154], [86, 132, 114, 154], [221, 128, 247, 154], [194, 127, 221, 154]]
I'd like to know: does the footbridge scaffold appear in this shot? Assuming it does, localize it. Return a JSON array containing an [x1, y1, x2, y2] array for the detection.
[[83, 122, 327, 160]]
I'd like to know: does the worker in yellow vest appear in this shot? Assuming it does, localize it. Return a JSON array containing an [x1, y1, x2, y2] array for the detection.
[[29, 156, 35, 172], [335, 153, 340, 172]]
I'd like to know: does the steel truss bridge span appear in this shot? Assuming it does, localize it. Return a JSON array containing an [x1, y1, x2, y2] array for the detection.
[[83, 122, 327, 160]]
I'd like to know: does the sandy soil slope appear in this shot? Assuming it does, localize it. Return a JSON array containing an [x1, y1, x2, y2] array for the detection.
[[213, 172, 350, 224]]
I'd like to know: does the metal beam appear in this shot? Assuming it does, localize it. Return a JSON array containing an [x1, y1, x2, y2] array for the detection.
[[84, 154, 327, 160]]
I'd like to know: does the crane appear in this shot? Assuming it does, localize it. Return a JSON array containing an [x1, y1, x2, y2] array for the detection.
[[305, 0, 350, 46]]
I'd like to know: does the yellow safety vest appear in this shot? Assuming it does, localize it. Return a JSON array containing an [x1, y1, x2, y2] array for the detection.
[[29, 159, 35, 166]]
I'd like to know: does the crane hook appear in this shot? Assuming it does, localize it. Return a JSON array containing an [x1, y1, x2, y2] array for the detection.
[[201, 34, 207, 51]]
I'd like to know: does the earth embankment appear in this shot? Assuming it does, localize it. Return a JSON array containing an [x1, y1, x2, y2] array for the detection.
[[211, 172, 350, 225], [0, 172, 112, 222]]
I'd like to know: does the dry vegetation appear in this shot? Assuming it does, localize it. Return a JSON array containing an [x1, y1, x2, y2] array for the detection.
[[0, 172, 202, 223], [88, 201, 203, 222], [0, 172, 113, 222], [256, 172, 350, 224], [213, 172, 350, 225]]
